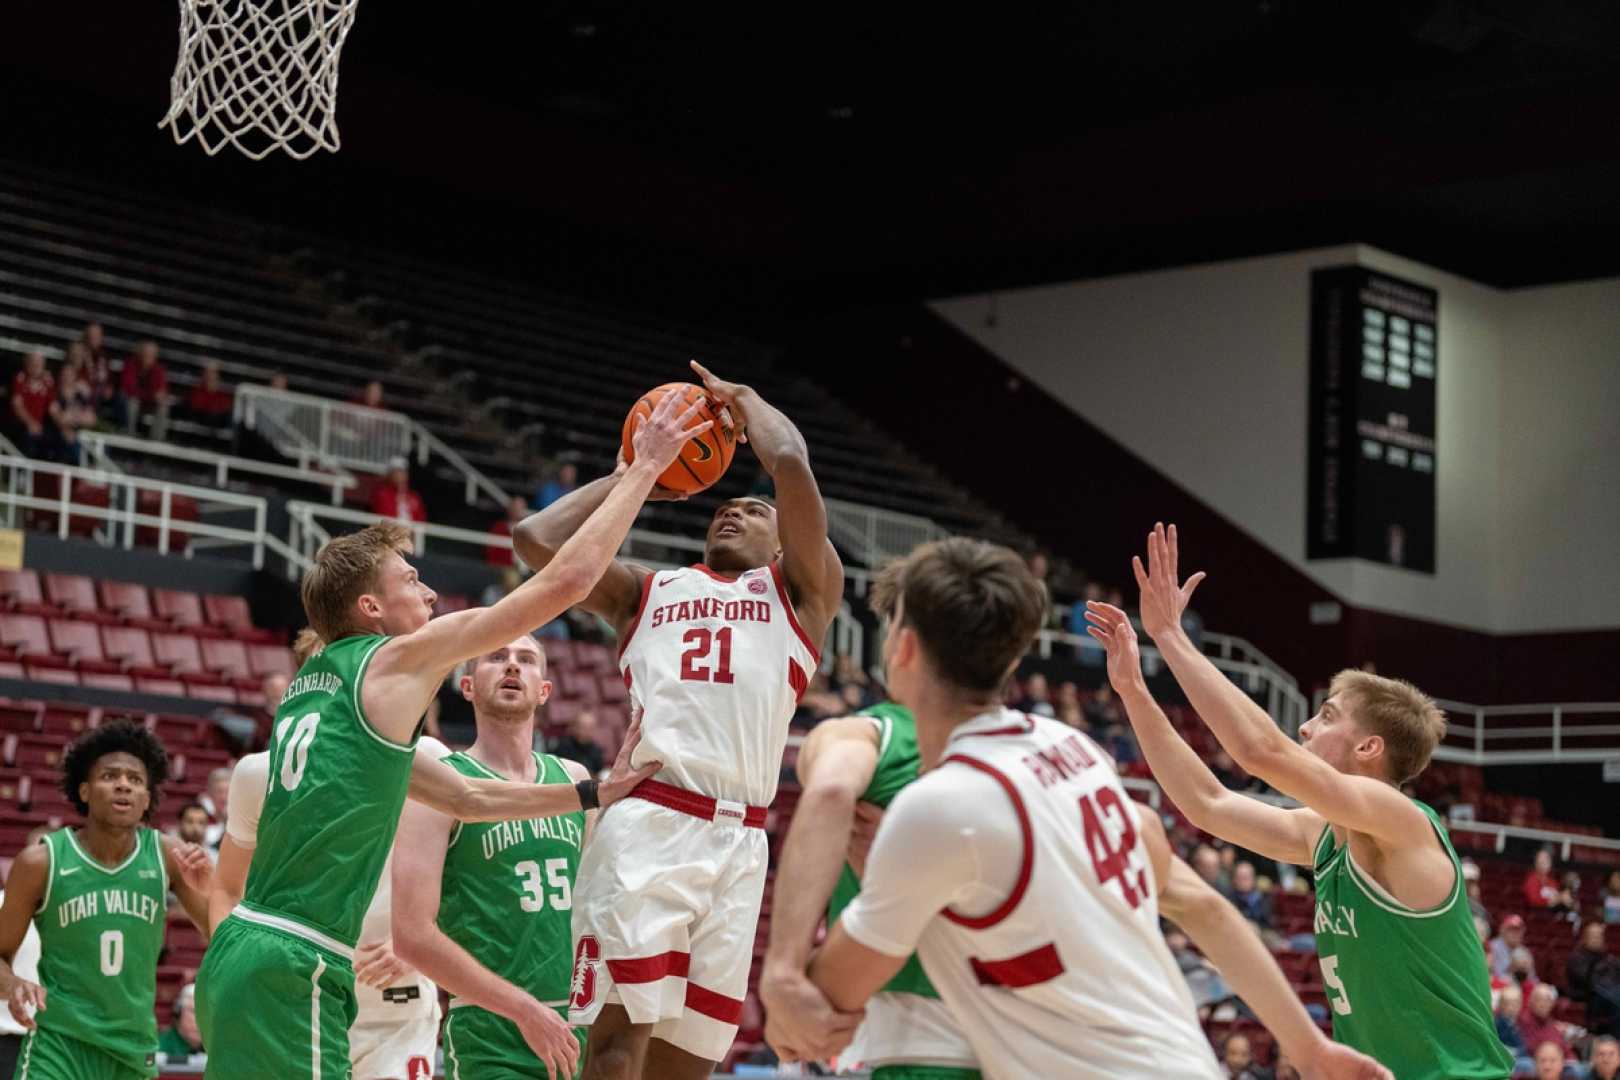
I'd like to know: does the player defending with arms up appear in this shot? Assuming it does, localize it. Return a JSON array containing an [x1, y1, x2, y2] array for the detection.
[[1085, 523, 1512, 1080], [801, 539, 1389, 1080], [514, 361, 843, 1080], [196, 389, 708, 1080], [0, 722, 213, 1080]]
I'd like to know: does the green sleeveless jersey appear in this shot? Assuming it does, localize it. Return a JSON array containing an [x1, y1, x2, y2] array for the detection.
[[241, 633, 419, 951], [1312, 801, 1513, 1080], [440, 751, 585, 1007], [827, 702, 938, 1000], [33, 827, 167, 1072]]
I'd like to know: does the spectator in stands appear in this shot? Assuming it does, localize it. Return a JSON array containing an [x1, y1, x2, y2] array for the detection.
[[1532, 1040, 1572, 1080], [1590, 1036, 1620, 1080], [1493, 914, 1527, 978], [1069, 582, 1106, 666], [1015, 672, 1056, 717], [1568, 922, 1620, 1036], [485, 495, 529, 567], [1084, 684, 1122, 728], [10, 350, 60, 460], [183, 359, 234, 433], [1211, 748, 1254, 792], [268, 371, 290, 392], [1101, 719, 1141, 766], [1228, 860, 1274, 930], [1058, 702, 1087, 730], [79, 322, 109, 368], [534, 461, 578, 510], [1026, 550, 1050, 589], [157, 983, 205, 1063], [370, 456, 427, 522], [1220, 1032, 1270, 1079], [1496, 983, 1528, 1059], [1271, 1049, 1301, 1080], [548, 709, 605, 776], [118, 340, 170, 440], [1603, 871, 1620, 925], [1518, 984, 1570, 1062], [201, 766, 232, 849], [176, 802, 211, 849], [1475, 914, 1493, 952], [78, 335, 118, 424], [1509, 946, 1541, 992], [1525, 848, 1576, 910], [1191, 844, 1230, 896], [355, 378, 384, 410], [54, 345, 99, 463]]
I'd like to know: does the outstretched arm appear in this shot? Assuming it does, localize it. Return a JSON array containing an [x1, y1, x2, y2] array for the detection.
[[690, 361, 843, 640], [364, 392, 710, 741], [209, 837, 252, 936], [760, 717, 879, 1061], [392, 797, 580, 1079], [1086, 603, 1322, 866], [1131, 523, 1428, 849], [511, 472, 649, 632], [1138, 810, 1391, 1080], [0, 845, 47, 1029]]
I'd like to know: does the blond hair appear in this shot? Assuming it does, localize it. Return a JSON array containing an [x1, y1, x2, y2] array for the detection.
[[1328, 669, 1447, 783], [299, 523, 413, 643], [291, 627, 325, 666]]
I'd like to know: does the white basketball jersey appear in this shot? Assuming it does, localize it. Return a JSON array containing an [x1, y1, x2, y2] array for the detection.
[[912, 711, 1220, 1080], [619, 562, 819, 807]]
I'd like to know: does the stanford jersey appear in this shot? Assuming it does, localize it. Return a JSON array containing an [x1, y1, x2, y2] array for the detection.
[[618, 561, 820, 807], [843, 710, 1220, 1079]]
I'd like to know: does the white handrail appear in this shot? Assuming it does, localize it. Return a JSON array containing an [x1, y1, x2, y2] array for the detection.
[[81, 431, 355, 505], [0, 455, 268, 567], [1445, 814, 1620, 859], [236, 384, 509, 508], [1423, 698, 1620, 766], [1035, 627, 1311, 736], [824, 497, 946, 568]]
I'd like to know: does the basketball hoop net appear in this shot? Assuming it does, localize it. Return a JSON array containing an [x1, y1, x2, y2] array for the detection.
[[160, 0, 360, 161]]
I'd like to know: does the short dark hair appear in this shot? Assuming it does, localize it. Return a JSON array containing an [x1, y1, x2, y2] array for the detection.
[[61, 720, 169, 821], [870, 537, 1047, 695], [178, 802, 208, 821]]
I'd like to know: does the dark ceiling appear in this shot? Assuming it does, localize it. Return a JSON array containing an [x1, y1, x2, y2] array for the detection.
[[6, 1, 1620, 312]]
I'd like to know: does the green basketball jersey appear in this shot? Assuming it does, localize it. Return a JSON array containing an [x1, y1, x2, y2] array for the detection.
[[440, 750, 585, 1008], [33, 827, 168, 1073], [240, 633, 418, 950], [1312, 802, 1513, 1080], [827, 702, 938, 1000]]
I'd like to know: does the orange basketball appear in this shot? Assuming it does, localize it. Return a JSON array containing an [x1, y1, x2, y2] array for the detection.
[[621, 382, 736, 494]]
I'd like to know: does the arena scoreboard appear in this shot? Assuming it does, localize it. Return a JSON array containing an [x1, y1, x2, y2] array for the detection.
[[1307, 267, 1438, 573]]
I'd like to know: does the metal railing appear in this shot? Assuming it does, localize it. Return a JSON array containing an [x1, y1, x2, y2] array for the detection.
[[81, 431, 355, 505], [1445, 814, 1620, 861], [235, 385, 509, 507], [0, 455, 269, 567], [1429, 700, 1620, 766], [824, 498, 946, 569], [1035, 628, 1311, 735]]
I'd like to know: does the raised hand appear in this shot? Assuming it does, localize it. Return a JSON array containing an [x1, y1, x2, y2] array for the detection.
[[172, 841, 213, 893], [615, 446, 686, 501], [352, 940, 412, 989], [1132, 522, 1206, 643], [598, 711, 662, 807], [630, 385, 714, 477], [688, 359, 748, 443], [1082, 602, 1148, 695], [6, 977, 44, 1029], [514, 995, 581, 1080], [760, 968, 864, 1064]]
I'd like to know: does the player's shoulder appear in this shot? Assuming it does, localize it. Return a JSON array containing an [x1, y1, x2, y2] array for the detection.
[[416, 735, 453, 763]]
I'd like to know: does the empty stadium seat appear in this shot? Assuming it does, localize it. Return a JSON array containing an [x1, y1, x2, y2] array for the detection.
[[247, 645, 294, 679], [152, 590, 208, 632], [43, 574, 114, 623], [101, 626, 161, 673], [0, 615, 53, 658], [135, 677, 186, 697], [200, 638, 251, 680], [186, 683, 236, 704], [96, 580, 155, 622], [46, 619, 120, 672], [151, 633, 204, 675], [0, 571, 54, 616], [80, 673, 136, 692], [23, 665, 77, 687]]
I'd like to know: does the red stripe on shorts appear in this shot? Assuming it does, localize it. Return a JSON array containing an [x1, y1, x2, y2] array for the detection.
[[684, 982, 745, 1024], [606, 950, 691, 984], [969, 943, 1065, 989]]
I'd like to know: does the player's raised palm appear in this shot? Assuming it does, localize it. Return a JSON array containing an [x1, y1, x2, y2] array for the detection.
[[1083, 601, 1147, 696], [1132, 521, 1206, 642], [630, 385, 713, 477]]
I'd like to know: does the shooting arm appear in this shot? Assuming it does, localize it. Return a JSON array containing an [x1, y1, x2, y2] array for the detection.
[[1155, 632, 1424, 846], [764, 718, 880, 976], [511, 474, 645, 626], [1116, 680, 1322, 866], [392, 800, 538, 1019]]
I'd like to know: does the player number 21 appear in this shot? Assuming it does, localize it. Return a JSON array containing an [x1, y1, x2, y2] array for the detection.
[[515, 858, 572, 912], [679, 627, 735, 684]]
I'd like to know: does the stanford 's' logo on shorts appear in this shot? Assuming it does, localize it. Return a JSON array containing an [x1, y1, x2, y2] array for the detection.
[[406, 1057, 431, 1080], [572, 935, 601, 1009]]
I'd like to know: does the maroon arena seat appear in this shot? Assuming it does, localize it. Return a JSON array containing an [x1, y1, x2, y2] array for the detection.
[[186, 683, 237, 704], [0, 615, 54, 659], [47, 620, 119, 672], [134, 677, 186, 697], [0, 571, 54, 616], [151, 633, 204, 675], [247, 645, 295, 679], [200, 638, 252, 680], [23, 665, 78, 687], [81, 672, 135, 692], [96, 580, 155, 622], [43, 574, 116, 624], [101, 626, 160, 673], [153, 589, 207, 630]]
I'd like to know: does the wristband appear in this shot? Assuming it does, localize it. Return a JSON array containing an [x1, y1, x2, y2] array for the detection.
[[575, 779, 600, 811]]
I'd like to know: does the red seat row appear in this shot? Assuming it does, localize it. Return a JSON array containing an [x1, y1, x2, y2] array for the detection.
[[0, 570, 279, 644], [0, 616, 292, 684]]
